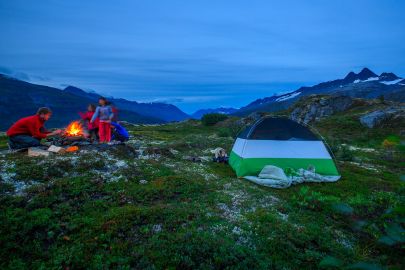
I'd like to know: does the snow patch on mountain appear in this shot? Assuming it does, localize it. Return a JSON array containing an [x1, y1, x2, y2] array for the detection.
[[276, 91, 301, 102], [379, 79, 403, 85], [353, 77, 379, 83]]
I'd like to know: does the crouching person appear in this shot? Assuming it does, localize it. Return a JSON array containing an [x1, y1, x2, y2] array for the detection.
[[111, 122, 129, 142], [6, 107, 62, 150]]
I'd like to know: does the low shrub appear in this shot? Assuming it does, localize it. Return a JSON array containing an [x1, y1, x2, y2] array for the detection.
[[201, 113, 228, 126], [336, 145, 354, 161], [217, 128, 232, 137]]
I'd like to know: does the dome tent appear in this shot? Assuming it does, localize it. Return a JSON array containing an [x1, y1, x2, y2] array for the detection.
[[229, 117, 340, 178]]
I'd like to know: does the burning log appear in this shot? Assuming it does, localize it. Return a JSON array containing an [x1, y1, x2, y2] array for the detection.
[[61, 120, 89, 143], [64, 121, 85, 137], [46, 120, 91, 147]]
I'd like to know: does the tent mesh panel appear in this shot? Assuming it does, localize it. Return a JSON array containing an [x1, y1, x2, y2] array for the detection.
[[239, 117, 318, 141]]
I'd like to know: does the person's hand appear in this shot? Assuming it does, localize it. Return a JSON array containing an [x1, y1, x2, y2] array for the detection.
[[51, 129, 63, 136]]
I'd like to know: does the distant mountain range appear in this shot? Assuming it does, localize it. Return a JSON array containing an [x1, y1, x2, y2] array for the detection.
[[233, 68, 405, 116], [191, 107, 238, 119], [0, 74, 189, 130], [1, 67, 404, 131], [63, 86, 189, 122]]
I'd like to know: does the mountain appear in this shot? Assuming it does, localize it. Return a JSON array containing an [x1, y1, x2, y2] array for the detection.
[[379, 72, 400, 82], [234, 68, 405, 116], [0, 74, 188, 130], [343, 67, 377, 82], [64, 86, 190, 122], [191, 107, 238, 119]]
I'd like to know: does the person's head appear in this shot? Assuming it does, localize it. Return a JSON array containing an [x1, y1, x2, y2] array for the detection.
[[88, 104, 96, 112], [36, 107, 52, 121], [99, 97, 107, 106]]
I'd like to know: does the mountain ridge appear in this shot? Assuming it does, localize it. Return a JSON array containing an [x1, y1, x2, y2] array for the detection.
[[0, 74, 188, 130], [63, 85, 190, 122], [233, 68, 405, 116]]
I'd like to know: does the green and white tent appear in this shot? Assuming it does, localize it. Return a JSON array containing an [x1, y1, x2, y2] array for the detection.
[[229, 117, 340, 178]]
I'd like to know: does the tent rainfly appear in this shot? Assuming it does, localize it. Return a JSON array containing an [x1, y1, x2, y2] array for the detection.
[[229, 117, 340, 178]]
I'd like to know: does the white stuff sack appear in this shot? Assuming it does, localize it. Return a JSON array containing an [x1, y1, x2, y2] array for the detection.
[[244, 165, 340, 189]]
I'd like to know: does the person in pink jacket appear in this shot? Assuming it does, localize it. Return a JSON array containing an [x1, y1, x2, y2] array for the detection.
[[79, 104, 99, 141]]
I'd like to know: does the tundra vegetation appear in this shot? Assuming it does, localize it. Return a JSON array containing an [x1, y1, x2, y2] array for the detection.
[[0, 101, 404, 269]]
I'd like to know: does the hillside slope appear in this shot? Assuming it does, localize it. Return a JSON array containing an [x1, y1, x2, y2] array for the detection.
[[0, 96, 403, 269]]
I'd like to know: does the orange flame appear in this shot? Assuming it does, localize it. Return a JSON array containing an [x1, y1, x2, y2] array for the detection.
[[65, 121, 83, 136]]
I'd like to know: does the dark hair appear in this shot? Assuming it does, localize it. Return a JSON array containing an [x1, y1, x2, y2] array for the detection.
[[36, 107, 52, 115], [88, 104, 96, 111], [99, 97, 107, 102]]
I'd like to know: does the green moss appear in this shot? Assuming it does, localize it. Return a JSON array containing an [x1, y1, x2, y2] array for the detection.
[[0, 118, 404, 269], [0, 134, 8, 150]]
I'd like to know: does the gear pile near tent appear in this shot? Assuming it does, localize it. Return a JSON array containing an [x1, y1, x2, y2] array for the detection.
[[229, 117, 340, 186]]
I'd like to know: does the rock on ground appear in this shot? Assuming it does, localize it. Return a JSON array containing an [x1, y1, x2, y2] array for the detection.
[[359, 106, 405, 128], [290, 95, 353, 124]]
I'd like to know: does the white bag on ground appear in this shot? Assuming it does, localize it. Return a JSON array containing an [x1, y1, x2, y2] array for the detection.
[[211, 147, 228, 159], [244, 165, 340, 189], [258, 165, 287, 181]]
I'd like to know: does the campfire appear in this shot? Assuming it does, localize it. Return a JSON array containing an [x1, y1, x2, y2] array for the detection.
[[64, 121, 84, 137], [46, 120, 90, 147], [41, 119, 128, 155]]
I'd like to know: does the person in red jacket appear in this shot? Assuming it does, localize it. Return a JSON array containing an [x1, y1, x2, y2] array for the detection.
[[79, 104, 99, 141], [6, 107, 62, 149]]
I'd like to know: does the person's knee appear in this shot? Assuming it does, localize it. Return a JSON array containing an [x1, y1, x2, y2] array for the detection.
[[30, 138, 41, 146], [24, 136, 40, 145]]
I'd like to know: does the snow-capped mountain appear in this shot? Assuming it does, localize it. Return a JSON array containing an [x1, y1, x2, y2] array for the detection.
[[234, 68, 405, 116]]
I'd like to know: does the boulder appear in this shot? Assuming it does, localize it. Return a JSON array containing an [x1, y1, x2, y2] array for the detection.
[[359, 106, 405, 128], [290, 95, 353, 124]]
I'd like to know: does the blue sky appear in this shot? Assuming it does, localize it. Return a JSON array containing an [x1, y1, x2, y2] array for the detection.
[[0, 0, 404, 113]]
